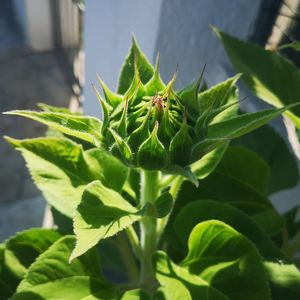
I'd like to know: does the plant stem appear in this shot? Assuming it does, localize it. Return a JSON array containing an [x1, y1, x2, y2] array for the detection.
[[139, 170, 160, 292]]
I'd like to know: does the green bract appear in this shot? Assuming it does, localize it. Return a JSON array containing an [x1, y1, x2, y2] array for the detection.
[[97, 49, 234, 173]]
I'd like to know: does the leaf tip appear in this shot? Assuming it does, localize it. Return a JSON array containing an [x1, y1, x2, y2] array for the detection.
[[3, 135, 20, 147]]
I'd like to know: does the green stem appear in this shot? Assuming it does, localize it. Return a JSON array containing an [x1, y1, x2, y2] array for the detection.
[[139, 170, 160, 292]]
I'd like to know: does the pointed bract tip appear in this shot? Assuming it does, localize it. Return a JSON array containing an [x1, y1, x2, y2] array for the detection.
[[96, 73, 107, 91], [195, 64, 206, 90], [155, 52, 160, 67], [3, 111, 14, 115], [210, 25, 221, 37], [131, 33, 140, 50], [152, 121, 159, 134], [3, 135, 20, 147]]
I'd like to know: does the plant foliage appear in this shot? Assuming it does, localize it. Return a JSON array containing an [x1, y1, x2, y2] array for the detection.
[[2, 35, 300, 299]]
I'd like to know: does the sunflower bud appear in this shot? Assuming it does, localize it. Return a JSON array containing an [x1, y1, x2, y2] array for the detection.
[[95, 38, 239, 177]]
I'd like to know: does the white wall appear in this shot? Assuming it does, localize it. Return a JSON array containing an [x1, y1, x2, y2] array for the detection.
[[83, 0, 163, 118]]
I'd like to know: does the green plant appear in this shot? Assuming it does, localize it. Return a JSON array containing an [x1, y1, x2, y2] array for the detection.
[[2, 37, 300, 299], [214, 27, 300, 130]]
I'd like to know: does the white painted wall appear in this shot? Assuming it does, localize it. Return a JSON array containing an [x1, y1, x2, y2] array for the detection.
[[83, 0, 163, 117], [23, 0, 54, 51]]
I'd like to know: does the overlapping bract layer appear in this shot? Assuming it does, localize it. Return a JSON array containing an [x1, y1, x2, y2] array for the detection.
[[95, 38, 238, 172]]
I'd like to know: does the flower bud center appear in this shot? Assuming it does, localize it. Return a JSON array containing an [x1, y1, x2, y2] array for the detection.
[[152, 94, 165, 111]]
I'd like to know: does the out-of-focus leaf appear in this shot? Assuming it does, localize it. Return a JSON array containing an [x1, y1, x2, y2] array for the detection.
[[265, 262, 300, 300], [233, 124, 299, 194], [216, 146, 270, 195], [215, 28, 300, 128]]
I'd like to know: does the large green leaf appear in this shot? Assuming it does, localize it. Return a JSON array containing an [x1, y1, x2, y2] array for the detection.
[[120, 289, 150, 300], [174, 200, 283, 261], [191, 104, 299, 161], [175, 172, 283, 236], [216, 146, 270, 195], [0, 229, 61, 299], [5, 137, 128, 217], [4, 110, 102, 146], [12, 236, 115, 300], [182, 220, 271, 300], [215, 28, 300, 128], [117, 37, 154, 94], [264, 262, 300, 300], [37, 103, 82, 115], [155, 276, 192, 300], [233, 124, 299, 194], [155, 251, 229, 300], [71, 180, 140, 261]]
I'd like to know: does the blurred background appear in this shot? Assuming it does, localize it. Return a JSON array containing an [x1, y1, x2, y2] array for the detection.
[[1, 0, 300, 240]]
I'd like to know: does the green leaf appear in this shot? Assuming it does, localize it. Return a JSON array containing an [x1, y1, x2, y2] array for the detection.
[[0, 279, 13, 300], [164, 165, 198, 186], [117, 36, 154, 94], [4, 110, 102, 146], [278, 41, 300, 51], [216, 146, 270, 195], [85, 147, 128, 192], [174, 200, 284, 261], [0, 229, 61, 299], [190, 76, 240, 179], [5, 137, 128, 217], [264, 262, 300, 300], [215, 28, 300, 128], [191, 143, 228, 179], [233, 124, 299, 194], [154, 251, 229, 300], [154, 276, 192, 300], [71, 180, 140, 261], [191, 105, 298, 161], [37, 103, 81, 115], [183, 220, 271, 300], [120, 289, 151, 300], [175, 171, 283, 236], [154, 192, 173, 218], [12, 236, 115, 300], [283, 206, 300, 239]]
